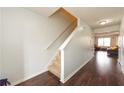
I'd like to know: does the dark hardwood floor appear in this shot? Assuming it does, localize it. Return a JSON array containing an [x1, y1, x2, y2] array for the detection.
[[64, 51, 124, 86], [16, 71, 62, 86], [17, 51, 124, 86]]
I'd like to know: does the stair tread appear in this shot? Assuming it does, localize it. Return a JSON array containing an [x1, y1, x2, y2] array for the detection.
[[54, 61, 60, 66], [48, 65, 60, 78], [49, 64, 60, 72]]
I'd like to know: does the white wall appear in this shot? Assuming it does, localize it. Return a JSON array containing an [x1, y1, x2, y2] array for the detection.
[[61, 20, 94, 82], [119, 17, 124, 73], [0, 7, 73, 84], [27, 7, 59, 17], [94, 25, 120, 33], [0, 8, 2, 79]]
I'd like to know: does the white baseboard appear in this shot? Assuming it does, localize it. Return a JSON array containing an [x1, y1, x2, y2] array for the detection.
[[120, 63, 124, 74], [11, 69, 48, 86], [60, 55, 94, 83], [118, 59, 124, 74]]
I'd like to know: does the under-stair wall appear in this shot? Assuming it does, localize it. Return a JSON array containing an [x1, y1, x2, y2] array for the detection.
[[59, 19, 94, 83]]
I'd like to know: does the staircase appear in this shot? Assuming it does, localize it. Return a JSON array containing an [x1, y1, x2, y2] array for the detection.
[[48, 51, 61, 78], [48, 8, 78, 80]]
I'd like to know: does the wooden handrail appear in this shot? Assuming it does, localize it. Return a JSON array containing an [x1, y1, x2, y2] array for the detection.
[[46, 20, 77, 50]]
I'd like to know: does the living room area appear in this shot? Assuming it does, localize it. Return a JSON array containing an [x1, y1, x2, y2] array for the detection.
[[94, 25, 119, 57]]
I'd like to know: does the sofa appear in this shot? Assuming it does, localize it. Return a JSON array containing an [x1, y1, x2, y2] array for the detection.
[[107, 46, 118, 57]]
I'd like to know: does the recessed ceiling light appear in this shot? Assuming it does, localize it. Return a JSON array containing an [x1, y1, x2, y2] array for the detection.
[[100, 21, 106, 25], [97, 19, 113, 25], [78, 26, 84, 31]]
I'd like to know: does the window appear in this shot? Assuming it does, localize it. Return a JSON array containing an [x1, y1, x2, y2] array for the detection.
[[104, 38, 111, 46], [98, 38, 111, 47], [98, 38, 104, 46]]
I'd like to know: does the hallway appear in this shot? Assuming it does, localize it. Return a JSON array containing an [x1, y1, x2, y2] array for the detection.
[[65, 51, 124, 86], [17, 51, 124, 86]]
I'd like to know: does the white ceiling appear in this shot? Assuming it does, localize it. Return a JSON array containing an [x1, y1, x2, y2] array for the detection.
[[65, 7, 124, 29], [27, 7, 59, 17], [28, 7, 124, 29]]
